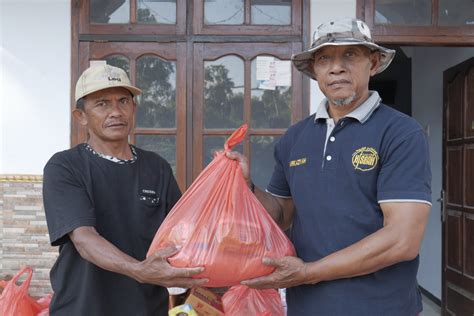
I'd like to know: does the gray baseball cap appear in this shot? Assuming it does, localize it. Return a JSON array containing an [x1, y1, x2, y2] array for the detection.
[[292, 18, 395, 80]]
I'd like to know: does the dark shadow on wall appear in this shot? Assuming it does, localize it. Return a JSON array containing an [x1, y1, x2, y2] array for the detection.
[[370, 46, 412, 116]]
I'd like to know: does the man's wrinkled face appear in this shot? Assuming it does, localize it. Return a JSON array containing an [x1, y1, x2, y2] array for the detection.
[[74, 87, 136, 143], [312, 45, 380, 108]]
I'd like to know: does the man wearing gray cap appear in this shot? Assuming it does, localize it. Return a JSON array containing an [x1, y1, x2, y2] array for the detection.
[[228, 18, 431, 315], [43, 64, 207, 315]]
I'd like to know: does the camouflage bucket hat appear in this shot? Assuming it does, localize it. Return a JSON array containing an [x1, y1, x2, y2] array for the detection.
[[292, 18, 396, 80]]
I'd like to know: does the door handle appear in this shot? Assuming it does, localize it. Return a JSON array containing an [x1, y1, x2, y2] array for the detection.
[[438, 190, 446, 222]]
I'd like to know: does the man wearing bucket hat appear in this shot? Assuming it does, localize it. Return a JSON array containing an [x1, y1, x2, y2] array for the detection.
[[43, 64, 207, 315], [228, 18, 431, 315]]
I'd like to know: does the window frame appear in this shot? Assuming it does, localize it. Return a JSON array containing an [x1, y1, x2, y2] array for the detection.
[[78, 0, 187, 35], [193, 0, 302, 35], [357, 0, 474, 45], [192, 42, 303, 179]]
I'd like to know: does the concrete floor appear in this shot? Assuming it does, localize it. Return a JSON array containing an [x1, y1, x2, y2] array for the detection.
[[422, 294, 441, 316]]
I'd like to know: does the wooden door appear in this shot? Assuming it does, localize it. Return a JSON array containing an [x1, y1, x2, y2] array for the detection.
[[442, 57, 474, 315], [192, 42, 304, 188], [75, 42, 187, 191]]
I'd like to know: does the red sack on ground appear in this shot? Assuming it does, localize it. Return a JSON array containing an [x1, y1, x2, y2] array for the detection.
[[0, 267, 42, 316], [147, 124, 295, 287], [222, 285, 284, 316]]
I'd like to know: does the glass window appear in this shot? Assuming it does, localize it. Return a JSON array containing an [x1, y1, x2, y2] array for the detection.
[[90, 0, 130, 24], [204, 0, 244, 25], [203, 136, 243, 167], [250, 136, 280, 188], [251, 56, 292, 128], [375, 0, 431, 25], [137, 0, 177, 24], [104, 55, 130, 76], [204, 56, 244, 129], [439, 0, 474, 26], [251, 0, 291, 25], [135, 55, 177, 129], [136, 135, 177, 173]]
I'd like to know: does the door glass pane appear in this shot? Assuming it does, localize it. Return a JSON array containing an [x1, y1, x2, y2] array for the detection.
[[90, 0, 130, 24], [251, 0, 291, 25], [375, 0, 431, 25], [203, 136, 243, 167], [204, 56, 244, 129], [250, 136, 280, 189], [251, 56, 291, 128], [137, 0, 176, 24], [204, 0, 244, 25], [439, 0, 474, 26], [104, 55, 130, 76], [136, 55, 176, 128], [136, 135, 177, 174]]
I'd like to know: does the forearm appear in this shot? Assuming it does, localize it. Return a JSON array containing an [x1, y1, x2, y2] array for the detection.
[[69, 227, 141, 281], [304, 224, 419, 284], [253, 186, 293, 230]]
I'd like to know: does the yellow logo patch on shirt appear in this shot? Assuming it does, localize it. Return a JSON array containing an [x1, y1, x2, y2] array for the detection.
[[352, 147, 378, 171], [289, 158, 307, 167]]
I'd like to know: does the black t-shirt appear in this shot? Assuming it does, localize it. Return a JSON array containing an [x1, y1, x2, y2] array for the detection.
[[43, 144, 181, 316]]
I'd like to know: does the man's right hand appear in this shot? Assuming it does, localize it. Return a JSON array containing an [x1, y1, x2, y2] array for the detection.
[[134, 246, 208, 288], [225, 151, 252, 187]]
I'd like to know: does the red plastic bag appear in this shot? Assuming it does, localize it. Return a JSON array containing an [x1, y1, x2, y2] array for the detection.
[[147, 124, 295, 287], [222, 285, 284, 316], [0, 267, 42, 316]]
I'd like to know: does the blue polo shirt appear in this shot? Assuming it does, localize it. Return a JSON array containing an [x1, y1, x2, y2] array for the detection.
[[267, 91, 431, 316]]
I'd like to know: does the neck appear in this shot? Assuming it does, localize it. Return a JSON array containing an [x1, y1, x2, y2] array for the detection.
[[87, 138, 132, 160], [327, 91, 370, 123]]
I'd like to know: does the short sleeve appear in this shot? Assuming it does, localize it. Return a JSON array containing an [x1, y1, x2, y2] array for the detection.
[[267, 138, 292, 197], [43, 161, 96, 246], [377, 130, 432, 204]]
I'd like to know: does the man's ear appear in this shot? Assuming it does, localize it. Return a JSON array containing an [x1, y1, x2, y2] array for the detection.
[[72, 108, 88, 126], [369, 51, 381, 77]]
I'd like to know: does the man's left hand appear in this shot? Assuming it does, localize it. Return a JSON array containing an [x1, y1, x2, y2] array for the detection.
[[241, 256, 308, 289]]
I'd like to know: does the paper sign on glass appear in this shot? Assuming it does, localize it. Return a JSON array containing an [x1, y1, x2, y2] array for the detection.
[[256, 56, 275, 81], [275, 61, 292, 86]]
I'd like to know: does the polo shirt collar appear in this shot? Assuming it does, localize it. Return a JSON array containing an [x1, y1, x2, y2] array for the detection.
[[314, 91, 381, 124]]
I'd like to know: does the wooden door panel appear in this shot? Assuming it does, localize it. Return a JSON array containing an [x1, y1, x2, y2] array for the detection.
[[447, 210, 463, 273], [447, 73, 464, 141], [467, 67, 474, 139], [464, 214, 474, 278], [466, 145, 474, 212], [443, 57, 474, 315], [446, 285, 474, 315], [447, 147, 463, 206]]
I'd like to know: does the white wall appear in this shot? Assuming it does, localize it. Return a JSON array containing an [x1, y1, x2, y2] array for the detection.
[[309, 0, 356, 113], [411, 46, 474, 300], [0, 0, 71, 174]]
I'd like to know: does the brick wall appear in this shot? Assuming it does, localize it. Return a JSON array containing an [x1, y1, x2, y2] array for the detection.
[[0, 176, 57, 298]]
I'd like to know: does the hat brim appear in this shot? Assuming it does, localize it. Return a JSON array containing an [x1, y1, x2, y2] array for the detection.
[[291, 39, 396, 80], [75, 84, 142, 102]]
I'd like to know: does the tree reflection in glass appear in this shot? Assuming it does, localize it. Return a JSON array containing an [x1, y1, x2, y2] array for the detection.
[[104, 55, 130, 76], [204, 56, 244, 129], [251, 136, 280, 189], [137, 0, 176, 24], [203, 136, 244, 167], [136, 135, 177, 174], [136, 55, 176, 128]]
